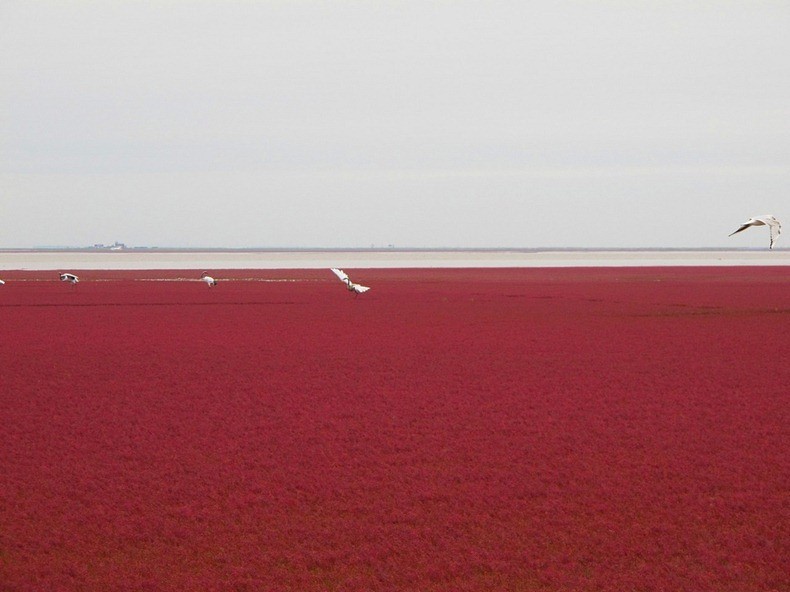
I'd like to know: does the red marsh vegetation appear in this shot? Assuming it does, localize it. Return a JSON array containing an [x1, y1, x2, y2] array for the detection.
[[0, 267, 787, 591]]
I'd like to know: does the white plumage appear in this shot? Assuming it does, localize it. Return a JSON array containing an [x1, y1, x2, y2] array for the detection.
[[201, 272, 218, 287], [60, 273, 79, 284], [0, 279, 5, 285], [331, 268, 370, 294], [729, 215, 782, 249]]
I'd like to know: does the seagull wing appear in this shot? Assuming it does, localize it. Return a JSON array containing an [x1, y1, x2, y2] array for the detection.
[[729, 223, 752, 237], [748, 216, 781, 248], [353, 284, 370, 293], [764, 217, 781, 248], [331, 268, 350, 282]]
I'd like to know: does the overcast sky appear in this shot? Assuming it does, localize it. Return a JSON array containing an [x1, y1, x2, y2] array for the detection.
[[1, 1, 788, 248]]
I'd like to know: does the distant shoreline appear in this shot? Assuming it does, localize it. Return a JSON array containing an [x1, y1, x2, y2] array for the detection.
[[1, 249, 788, 270], [2, 247, 784, 253]]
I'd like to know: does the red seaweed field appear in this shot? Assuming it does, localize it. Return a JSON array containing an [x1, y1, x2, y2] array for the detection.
[[1, 267, 787, 591]]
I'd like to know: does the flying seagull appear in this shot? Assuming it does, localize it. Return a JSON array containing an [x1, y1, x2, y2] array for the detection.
[[60, 273, 79, 284], [331, 268, 370, 294], [201, 272, 218, 287], [729, 215, 781, 249]]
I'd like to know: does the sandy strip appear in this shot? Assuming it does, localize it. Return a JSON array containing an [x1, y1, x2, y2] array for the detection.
[[0, 249, 788, 270]]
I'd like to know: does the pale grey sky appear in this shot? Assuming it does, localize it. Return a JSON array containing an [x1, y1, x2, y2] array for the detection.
[[1, 1, 788, 248]]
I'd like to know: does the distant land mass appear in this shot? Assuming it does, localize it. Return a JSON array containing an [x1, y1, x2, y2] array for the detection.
[[4, 246, 784, 253]]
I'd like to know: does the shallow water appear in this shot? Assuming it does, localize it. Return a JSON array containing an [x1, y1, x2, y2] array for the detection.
[[1, 249, 789, 270]]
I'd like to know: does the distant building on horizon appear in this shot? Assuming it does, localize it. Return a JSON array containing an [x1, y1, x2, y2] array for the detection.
[[91, 241, 127, 250]]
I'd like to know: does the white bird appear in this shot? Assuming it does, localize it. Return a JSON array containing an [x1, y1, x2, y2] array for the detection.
[[729, 215, 782, 249], [331, 268, 370, 294], [0, 279, 5, 285], [201, 272, 217, 287], [60, 273, 79, 284]]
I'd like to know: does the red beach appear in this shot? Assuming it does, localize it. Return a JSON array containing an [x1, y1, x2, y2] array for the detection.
[[1, 267, 787, 591]]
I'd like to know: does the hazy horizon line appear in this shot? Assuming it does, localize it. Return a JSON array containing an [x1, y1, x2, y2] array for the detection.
[[2, 246, 785, 253]]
